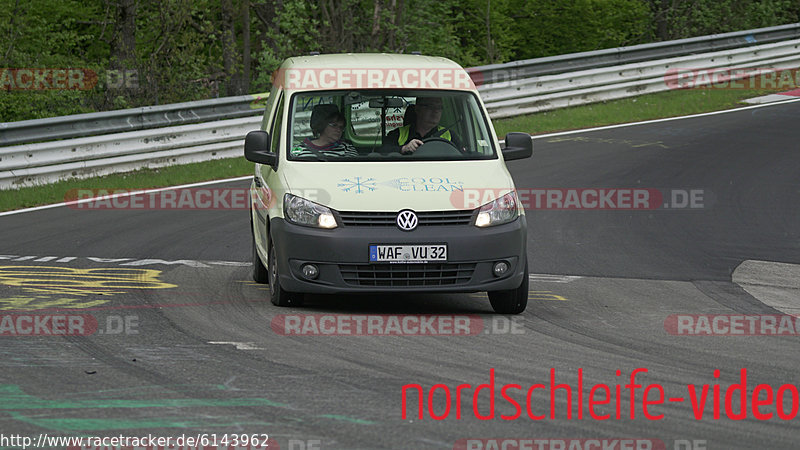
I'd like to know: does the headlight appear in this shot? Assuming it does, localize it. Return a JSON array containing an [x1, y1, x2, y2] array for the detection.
[[474, 191, 519, 227], [284, 194, 337, 229]]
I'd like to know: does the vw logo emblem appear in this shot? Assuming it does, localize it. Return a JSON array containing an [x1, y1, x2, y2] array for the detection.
[[396, 210, 418, 231]]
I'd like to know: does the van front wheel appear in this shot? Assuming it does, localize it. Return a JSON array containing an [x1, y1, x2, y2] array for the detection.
[[267, 237, 303, 307], [251, 231, 269, 284], [488, 261, 528, 314]]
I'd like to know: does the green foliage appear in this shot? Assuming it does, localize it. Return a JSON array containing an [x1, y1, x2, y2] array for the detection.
[[660, 0, 800, 39], [0, 0, 106, 121], [1, 0, 799, 122], [132, 0, 219, 103], [0, 0, 105, 66], [509, 0, 653, 59], [252, 0, 321, 91], [450, 0, 521, 65], [394, 1, 464, 61], [0, 91, 95, 121]]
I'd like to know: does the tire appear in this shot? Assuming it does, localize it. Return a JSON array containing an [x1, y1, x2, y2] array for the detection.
[[267, 237, 303, 307], [251, 229, 269, 284], [488, 260, 529, 314]]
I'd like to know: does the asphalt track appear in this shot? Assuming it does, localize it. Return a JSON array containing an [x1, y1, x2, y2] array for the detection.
[[1, 99, 799, 449]]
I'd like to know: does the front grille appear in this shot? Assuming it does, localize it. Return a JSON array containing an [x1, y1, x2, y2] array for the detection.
[[338, 210, 473, 227], [340, 263, 476, 287]]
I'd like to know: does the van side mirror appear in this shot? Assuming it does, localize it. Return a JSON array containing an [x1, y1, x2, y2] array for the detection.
[[244, 130, 277, 168], [502, 132, 533, 161]]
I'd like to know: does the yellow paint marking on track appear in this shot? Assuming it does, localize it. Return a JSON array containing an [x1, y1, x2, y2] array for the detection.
[[528, 290, 568, 301], [470, 290, 568, 301], [237, 280, 271, 291], [0, 296, 110, 311], [237, 280, 269, 291], [0, 266, 177, 296]]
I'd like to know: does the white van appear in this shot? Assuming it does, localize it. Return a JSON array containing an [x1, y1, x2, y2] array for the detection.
[[245, 54, 533, 314]]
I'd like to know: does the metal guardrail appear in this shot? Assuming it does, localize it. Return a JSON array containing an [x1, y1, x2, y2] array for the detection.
[[469, 23, 800, 83], [0, 117, 260, 189], [1, 23, 799, 189], [481, 39, 800, 118], [0, 93, 268, 147]]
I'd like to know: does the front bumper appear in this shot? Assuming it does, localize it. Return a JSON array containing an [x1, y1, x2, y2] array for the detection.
[[268, 216, 527, 293]]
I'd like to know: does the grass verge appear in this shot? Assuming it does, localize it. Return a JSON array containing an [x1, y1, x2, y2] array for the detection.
[[492, 86, 782, 137], [0, 158, 253, 212], [0, 85, 791, 213]]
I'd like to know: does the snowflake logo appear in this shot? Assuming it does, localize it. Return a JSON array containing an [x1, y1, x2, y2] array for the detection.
[[338, 177, 377, 194]]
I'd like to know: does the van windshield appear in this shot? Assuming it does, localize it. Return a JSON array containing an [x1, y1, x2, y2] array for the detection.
[[287, 90, 498, 161]]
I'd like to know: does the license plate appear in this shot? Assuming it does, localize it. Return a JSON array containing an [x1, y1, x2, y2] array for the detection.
[[369, 244, 447, 263]]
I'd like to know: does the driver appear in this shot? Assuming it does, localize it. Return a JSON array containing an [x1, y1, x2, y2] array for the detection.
[[383, 97, 460, 154]]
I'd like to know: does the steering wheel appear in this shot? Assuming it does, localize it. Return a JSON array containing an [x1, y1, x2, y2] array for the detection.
[[422, 137, 460, 150], [406, 137, 463, 157]]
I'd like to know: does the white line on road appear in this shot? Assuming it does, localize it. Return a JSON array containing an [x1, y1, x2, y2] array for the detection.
[[733, 260, 800, 315], [529, 274, 582, 283], [208, 341, 264, 350]]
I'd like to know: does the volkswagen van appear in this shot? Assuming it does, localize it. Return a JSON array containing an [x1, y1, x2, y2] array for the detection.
[[245, 54, 532, 314]]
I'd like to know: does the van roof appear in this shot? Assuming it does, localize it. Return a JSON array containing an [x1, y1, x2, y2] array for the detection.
[[281, 53, 464, 70], [275, 53, 476, 92]]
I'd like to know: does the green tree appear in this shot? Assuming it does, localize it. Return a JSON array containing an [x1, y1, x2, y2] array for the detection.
[[0, 0, 105, 120], [649, 0, 800, 40], [2, 0, 800, 122], [507, 0, 653, 60]]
